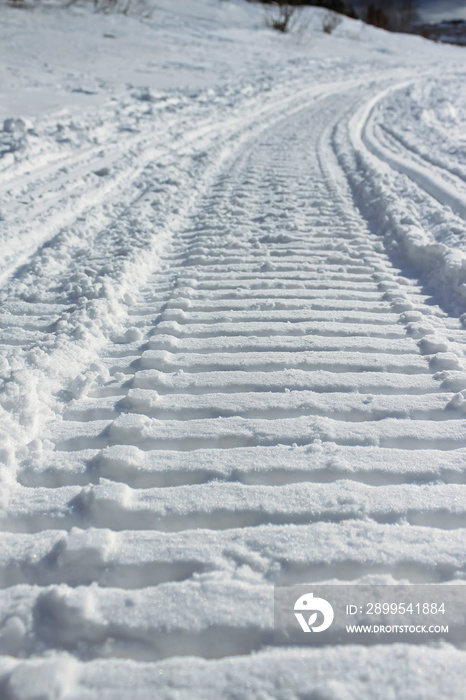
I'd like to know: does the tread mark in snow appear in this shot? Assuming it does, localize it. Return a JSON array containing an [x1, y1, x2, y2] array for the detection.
[[1, 90, 466, 664]]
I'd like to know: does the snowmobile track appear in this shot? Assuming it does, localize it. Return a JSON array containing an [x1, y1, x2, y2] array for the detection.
[[1, 83, 466, 675]]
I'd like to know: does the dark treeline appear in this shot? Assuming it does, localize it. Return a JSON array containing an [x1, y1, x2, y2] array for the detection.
[[255, 0, 358, 19], [252, 1, 419, 33]]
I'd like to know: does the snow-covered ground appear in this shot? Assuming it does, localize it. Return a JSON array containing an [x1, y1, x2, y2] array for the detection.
[[0, 1, 465, 697]]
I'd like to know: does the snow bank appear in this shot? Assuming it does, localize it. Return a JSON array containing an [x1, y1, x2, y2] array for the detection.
[[336, 74, 466, 314]]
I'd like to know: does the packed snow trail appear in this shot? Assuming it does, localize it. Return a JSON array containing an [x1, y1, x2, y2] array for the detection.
[[1, 77, 466, 696]]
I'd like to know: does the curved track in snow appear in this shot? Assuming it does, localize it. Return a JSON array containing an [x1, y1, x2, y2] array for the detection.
[[338, 74, 466, 314], [361, 85, 466, 221], [1, 75, 465, 698]]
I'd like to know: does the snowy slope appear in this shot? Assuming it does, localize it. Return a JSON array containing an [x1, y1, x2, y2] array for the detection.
[[0, 1, 465, 698]]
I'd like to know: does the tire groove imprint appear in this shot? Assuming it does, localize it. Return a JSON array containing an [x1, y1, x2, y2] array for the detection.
[[2, 88, 466, 677]]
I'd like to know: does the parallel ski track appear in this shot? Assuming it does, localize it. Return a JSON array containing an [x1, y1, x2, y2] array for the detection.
[[1, 83, 466, 672]]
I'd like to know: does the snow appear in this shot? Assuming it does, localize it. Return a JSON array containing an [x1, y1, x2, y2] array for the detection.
[[0, 0, 465, 697]]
